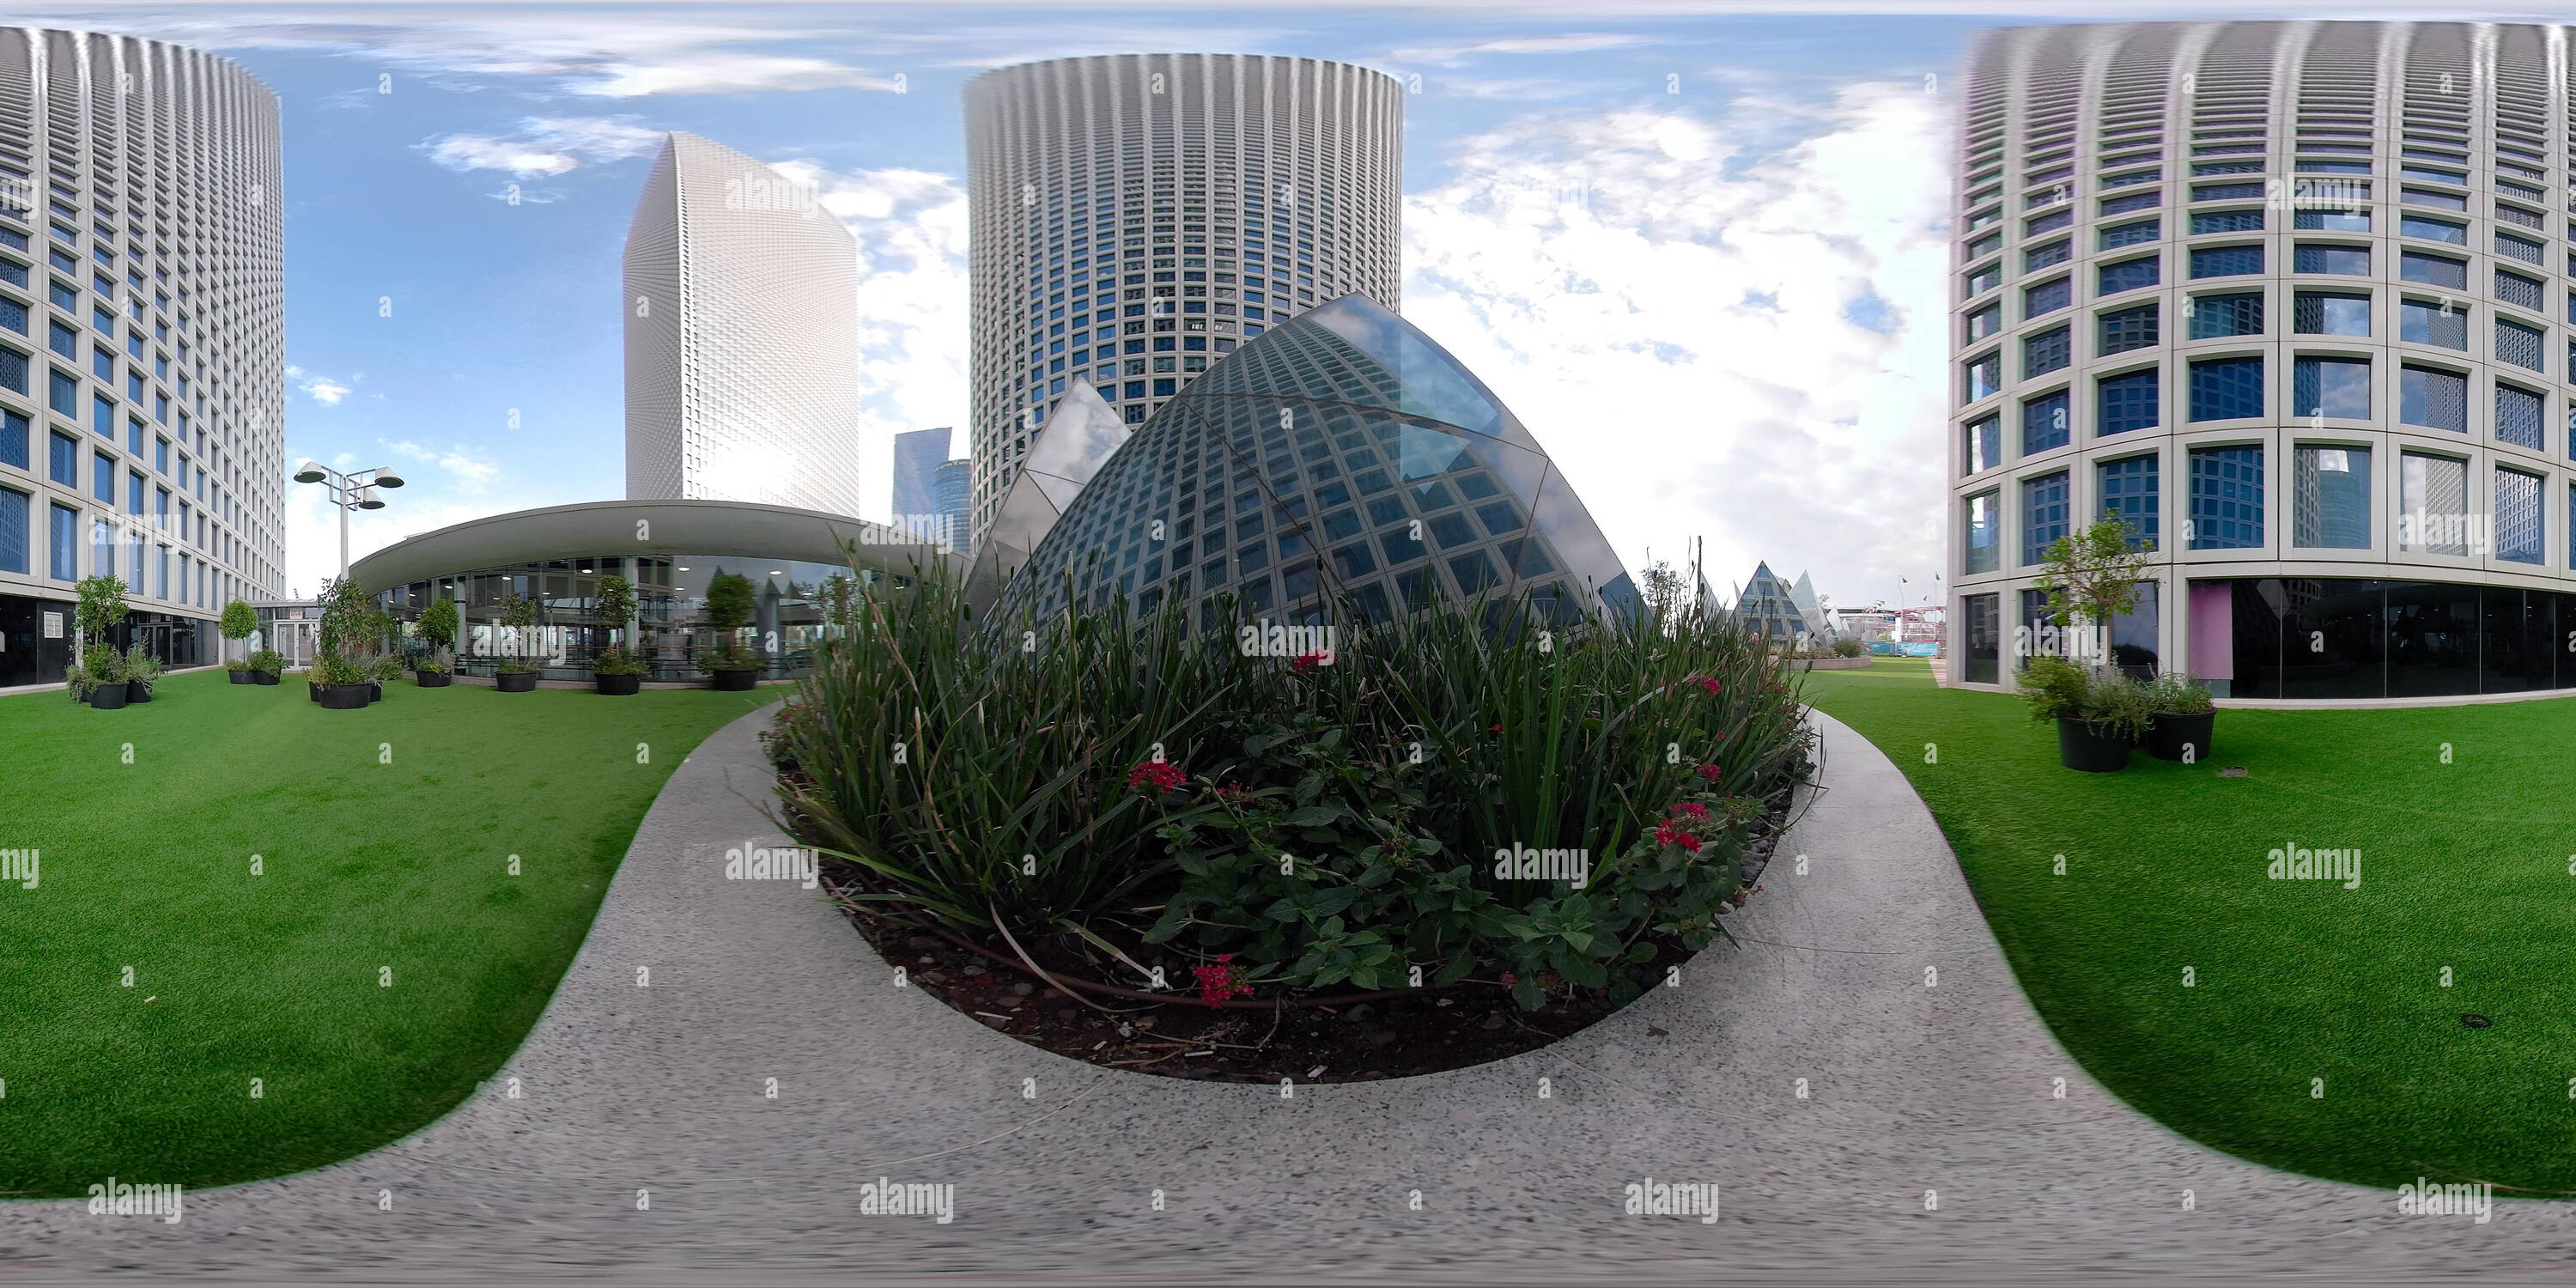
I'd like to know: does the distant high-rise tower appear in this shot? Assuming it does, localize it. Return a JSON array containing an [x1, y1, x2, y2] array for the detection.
[[624, 131, 866, 518], [932, 459, 971, 551], [892, 426, 953, 522], [962, 53, 1404, 546]]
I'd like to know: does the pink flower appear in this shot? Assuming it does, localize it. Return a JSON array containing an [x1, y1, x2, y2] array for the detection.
[[1127, 760, 1186, 793], [1696, 763, 1722, 782], [1291, 648, 1334, 672], [1672, 801, 1710, 819], [1687, 675, 1721, 696], [1498, 971, 1517, 987], [1193, 954, 1255, 1006], [1214, 782, 1250, 804]]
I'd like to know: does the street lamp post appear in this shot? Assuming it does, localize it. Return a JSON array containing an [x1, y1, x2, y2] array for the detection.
[[292, 461, 405, 582]]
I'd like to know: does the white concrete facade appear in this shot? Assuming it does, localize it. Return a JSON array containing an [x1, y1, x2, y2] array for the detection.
[[623, 132, 866, 520]]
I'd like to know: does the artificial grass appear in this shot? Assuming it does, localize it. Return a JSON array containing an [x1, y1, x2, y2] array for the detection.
[[1805, 657, 2576, 1194], [0, 668, 780, 1197]]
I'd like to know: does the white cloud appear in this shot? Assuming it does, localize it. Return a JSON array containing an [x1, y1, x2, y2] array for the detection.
[[574, 52, 902, 98], [1400, 81, 1951, 611], [1394, 33, 1652, 64], [385, 438, 503, 488], [418, 116, 665, 178], [300, 374, 352, 405]]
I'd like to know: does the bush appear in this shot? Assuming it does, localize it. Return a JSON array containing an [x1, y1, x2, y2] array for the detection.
[[87, 646, 128, 685], [312, 653, 368, 686], [772, 557, 1814, 1010], [2148, 671, 2215, 715], [125, 645, 161, 685], [593, 645, 649, 676], [1832, 638, 1865, 658], [703, 572, 756, 633], [372, 654, 404, 683], [415, 649, 452, 675], [220, 598, 257, 642], [417, 598, 460, 653], [225, 658, 248, 672], [696, 642, 764, 673], [64, 659, 93, 697], [2016, 655, 2090, 723], [247, 648, 284, 676]]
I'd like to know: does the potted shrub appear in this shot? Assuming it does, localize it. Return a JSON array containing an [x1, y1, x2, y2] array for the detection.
[[2146, 672, 2217, 762], [247, 647, 283, 685], [124, 644, 160, 704], [417, 598, 460, 685], [593, 645, 647, 696], [311, 653, 371, 709], [2020, 654, 2146, 772], [494, 591, 541, 692], [698, 571, 762, 690], [415, 647, 453, 687], [310, 575, 379, 708], [64, 659, 90, 703], [86, 645, 129, 709], [591, 574, 643, 695], [220, 598, 258, 682], [370, 653, 403, 702]]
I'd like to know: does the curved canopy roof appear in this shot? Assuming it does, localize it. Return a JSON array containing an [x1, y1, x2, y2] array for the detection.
[[347, 499, 957, 592]]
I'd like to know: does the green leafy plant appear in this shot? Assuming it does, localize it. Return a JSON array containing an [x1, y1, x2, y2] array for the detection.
[[1832, 637, 1865, 659], [695, 641, 764, 673], [593, 645, 648, 676], [75, 574, 129, 657], [2033, 512, 2158, 636], [702, 571, 756, 633], [247, 647, 284, 676], [494, 591, 541, 673], [225, 658, 248, 672], [87, 645, 128, 685], [2147, 671, 2216, 716], [372, 653, 404, 683], [220, 598, 257, 643], [2017, 654, 2091, 724], [772, 553, 1813, 1011], [417, 597, 460, 653], [125, 644, 161, 688], [415, 648, 452, 675]]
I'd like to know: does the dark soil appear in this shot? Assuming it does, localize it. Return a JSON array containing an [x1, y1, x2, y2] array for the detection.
[[804, 789, 1794, 1084]]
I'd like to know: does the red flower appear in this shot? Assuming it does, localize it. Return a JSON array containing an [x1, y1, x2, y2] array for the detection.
[[1654, 824, 1692, 848], [1687, 675, 1721, 696], [1291, 647, 1334, 672], [1127, 760, 1186, 793], [1498, 971, 1517, 987], [1214, 781, 1250, 804], [1672, 801, 1710, 819], [1696, 763, 1722, 782], [1193, 954, 1255, 1006]]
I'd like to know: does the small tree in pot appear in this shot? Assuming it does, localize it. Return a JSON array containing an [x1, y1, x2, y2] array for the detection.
[[311, 575, 379, 708], [493, 592, 541, 691], [124, 642, 161, 703], [696, 571, 762, 690], [590, 574, 645, 695], [2027, 513, 2164, 770], [416, 597, 459, 687], [2144, 672, 2217, 762], [2019, 654, 2153, 772], [221, 598, 258, 683], [75, 574, 131, 708]]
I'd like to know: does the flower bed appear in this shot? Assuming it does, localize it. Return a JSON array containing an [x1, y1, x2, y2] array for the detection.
[[765, 560, 1814, 1079]]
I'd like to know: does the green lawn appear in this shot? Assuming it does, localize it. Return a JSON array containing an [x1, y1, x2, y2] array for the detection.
[[0, 668, 779, 1197], [1804, 657, 2576, 1194]]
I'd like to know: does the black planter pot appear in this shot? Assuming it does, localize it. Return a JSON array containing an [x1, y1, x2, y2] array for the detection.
[[127, 680, 151, 703], [2056, 716, 2131, 772], [90, 682, 128, 709], [596, 672, 641, 696], [318, 683, 372, 710], [228, 669, 252, 684], [2148, 711, 2215, 762], [255, 670, 279, 685], [309, 679, 321, 702], [368, 682, 383, 703], [495, 671, 539, 693], [712, 668, 758, 692], [415, 670, 452, 688]]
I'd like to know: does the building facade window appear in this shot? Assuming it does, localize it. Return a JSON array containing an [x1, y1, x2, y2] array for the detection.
[[2188, 445, 2264, 550], [2189, 291, 2263, 339], [2292, 446, 2370, 549], [2098, 368, 2160, 435], [2099, 255, 2160, 295], [2021, 471, 2069, 565], [2022, 391, 2069, 454], [2293, 356, 2371, 419], [2400, 365, 2470, 431], [1964, 414, 2001, 475], [2397, 451, 2470, 555], [2400, 299, 2469, 349], [2498, 383, 2545, 450], [2097, 453, 2159, 549], [2024, 277, 2070, 318], [2295, 244, 2369, 276], [2293, 291, 2370, 336], [2099, 303, 2160, 355], [2498, 466, 2544, 564], [2190, 356, 2263, 421], [1964, 489, 2000, 574], [2190, 245, 2263, 278], [2024, 325, 2071, 377]]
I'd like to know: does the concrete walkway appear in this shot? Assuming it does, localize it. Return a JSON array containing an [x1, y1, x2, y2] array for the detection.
[[10, 705, 2570, 1282]]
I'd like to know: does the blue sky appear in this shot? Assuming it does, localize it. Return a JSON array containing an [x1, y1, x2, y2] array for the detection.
[[12, 3, 2027, 602]]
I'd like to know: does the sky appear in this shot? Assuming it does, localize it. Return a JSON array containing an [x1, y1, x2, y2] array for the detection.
[[6, 2, 2044, 608]]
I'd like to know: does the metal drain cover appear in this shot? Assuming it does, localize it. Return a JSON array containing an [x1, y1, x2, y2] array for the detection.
[[2462, 1014, 2493, 1029]]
